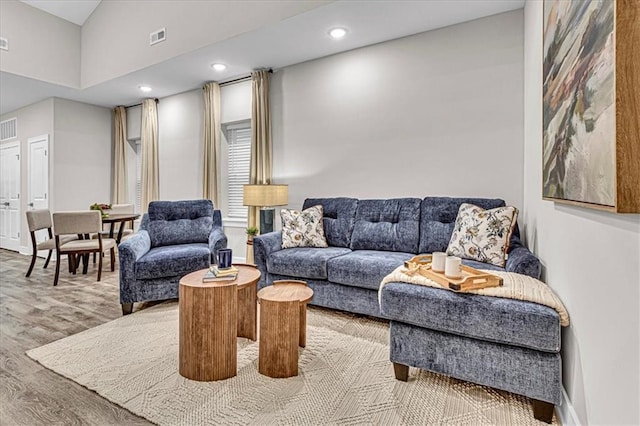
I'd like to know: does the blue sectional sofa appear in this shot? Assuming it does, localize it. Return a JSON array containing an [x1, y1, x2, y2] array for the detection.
[[119, 199, 227, 315], [254, 197, 560, 422]]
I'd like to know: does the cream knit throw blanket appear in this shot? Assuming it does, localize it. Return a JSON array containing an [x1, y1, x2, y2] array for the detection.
[[380, 266, 570, 326]]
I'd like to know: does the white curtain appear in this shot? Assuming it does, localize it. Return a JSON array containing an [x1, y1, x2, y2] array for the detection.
[[140, 99, 159, 213], [249, 70, 273, 230], [202, 82, 221, 206], [112, 106, 128, 204]]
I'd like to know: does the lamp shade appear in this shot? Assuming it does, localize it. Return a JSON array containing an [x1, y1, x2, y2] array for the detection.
[[243, 184, 288, 207]]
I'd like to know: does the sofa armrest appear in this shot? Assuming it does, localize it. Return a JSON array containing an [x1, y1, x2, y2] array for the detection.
[[118, 230, 151, 303], [253, 231, 283, 287], [209, 226, 228, 255], [506, 237, 542, 279]]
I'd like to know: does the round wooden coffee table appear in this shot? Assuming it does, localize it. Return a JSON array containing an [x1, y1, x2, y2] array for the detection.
[[178, 264, 261, 382], [257, 280, 313, 378]]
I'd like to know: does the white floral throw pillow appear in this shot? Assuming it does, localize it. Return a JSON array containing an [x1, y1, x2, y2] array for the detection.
[[446, 203, 518, 267], [281, 205, 329, 249]]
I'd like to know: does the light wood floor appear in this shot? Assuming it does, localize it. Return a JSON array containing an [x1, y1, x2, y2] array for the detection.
[[0, 249, 153, 425]]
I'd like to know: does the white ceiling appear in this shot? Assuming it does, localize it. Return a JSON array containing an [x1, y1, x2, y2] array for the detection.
[[20, 0, 101, 26], [2, 0, 525, 115]]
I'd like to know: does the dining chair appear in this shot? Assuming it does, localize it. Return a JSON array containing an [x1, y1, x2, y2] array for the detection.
[[52, 211, 117, 287], [25, 209, 78, 277], [92, 203, 135, 262]]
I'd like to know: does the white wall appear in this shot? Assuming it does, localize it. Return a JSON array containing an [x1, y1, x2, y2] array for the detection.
[[157, 90, 203, 201], [52, 98, 111, 212], [0, 98, 54, 250], [271, 10, 524, 210], [0, 0, 80, 88], [80, 1, 328, 87], [523, 2, 640, 425]]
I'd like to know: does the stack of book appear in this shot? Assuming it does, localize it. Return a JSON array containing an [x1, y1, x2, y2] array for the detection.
[[202, 265, 239, 282]]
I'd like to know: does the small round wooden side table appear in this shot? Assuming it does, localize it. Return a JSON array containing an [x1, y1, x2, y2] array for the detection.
[[257, 280, 313, 378], [178, 264, 261, 382]]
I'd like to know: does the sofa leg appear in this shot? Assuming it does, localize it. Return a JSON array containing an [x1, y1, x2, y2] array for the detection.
[[121, 303, 133, 316], [532, 399, 554, 423], [393, 362, 409, 382]]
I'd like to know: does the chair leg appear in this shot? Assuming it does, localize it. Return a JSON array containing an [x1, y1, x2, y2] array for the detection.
[[97, 251, 103, 282], [43, 250, 52, 269], [93, 253, 96, 264], [532, 400, 554, 423], [26, 252, 37, 277], [121, 303, 133, 316], [53, 252, 61, 286], [110, 248, 115, 271], [82, 254, 89, 275], [393, 362, 409, 382], [70, 255, 76, 274]]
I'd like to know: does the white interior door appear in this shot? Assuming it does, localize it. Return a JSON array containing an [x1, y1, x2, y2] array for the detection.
[[28, 136, 49, 211], [0, 142, 21, 252], [28, 136, 49, 255]]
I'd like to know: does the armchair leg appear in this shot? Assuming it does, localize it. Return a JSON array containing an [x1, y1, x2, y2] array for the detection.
[[532, 399, 554, 423], [26, 252, 37, 277], [393, 362, 409, 382], [121, 303, 133, 315], [43, 250, 52, 269]]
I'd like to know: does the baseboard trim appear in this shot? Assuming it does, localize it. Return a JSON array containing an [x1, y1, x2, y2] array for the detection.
[[19, 245, 30, 256], [557, 386, 581, 425]]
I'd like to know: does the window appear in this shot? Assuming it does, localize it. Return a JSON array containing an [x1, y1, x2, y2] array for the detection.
[[225, 121, 251, 219]]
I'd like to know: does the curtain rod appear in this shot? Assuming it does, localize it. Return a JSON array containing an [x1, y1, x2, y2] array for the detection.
[[219, 69, 273, 87], [123, 98, 159, 109]]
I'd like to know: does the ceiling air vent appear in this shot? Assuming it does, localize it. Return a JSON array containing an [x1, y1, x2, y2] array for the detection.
[[0, 37, 8, 51], [0, 118, 17, 141], [150, 28, 166, 46]]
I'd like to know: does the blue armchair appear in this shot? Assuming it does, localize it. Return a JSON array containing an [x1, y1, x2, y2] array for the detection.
[[118, 199, 227, 315]]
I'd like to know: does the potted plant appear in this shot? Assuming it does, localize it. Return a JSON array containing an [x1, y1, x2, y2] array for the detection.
[[245, 227, 259, 264], [90, 203, 112, 219]]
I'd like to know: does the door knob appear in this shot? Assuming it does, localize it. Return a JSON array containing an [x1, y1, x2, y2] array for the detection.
[[28, 202, 34, 207], [3, 202, 9, 206]]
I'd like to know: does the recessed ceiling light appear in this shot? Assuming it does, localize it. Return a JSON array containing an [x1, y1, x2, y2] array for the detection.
[[212, 63, 227, 71], [138, 85, 152, 93], [329, 27, 347, 39]]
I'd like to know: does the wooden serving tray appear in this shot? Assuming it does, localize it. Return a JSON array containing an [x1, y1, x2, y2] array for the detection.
[[404, 255, 503, 292]]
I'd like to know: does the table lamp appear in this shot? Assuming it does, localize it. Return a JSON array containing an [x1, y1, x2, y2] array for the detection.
[[243, 184, 288, 234]]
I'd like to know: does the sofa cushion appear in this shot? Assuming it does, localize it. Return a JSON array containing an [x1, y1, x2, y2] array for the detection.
[[267, 247, 351, 280], [303, 198, 358, 248], [281, 205, 328, 248], [147, 200, 213, 248], [446, 203, 518, 267], [135, 243, 210, 279], [380, 283, 560, 353], [420, 197, 516, 254], [328, 250, 415, 290], [350, 198, 421, 253]]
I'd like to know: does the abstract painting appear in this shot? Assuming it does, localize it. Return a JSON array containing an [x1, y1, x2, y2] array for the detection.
[[542, 0, 615, 207]]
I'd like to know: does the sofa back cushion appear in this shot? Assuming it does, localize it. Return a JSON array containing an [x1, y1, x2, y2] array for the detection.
[[420, 197, 520, 254], [147, 199, 214, 248], [303, 198, 358, 248], [350, 198, 421, 253]]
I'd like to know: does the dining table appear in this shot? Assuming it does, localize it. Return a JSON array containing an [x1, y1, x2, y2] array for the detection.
[[102, 213, 140, 244]]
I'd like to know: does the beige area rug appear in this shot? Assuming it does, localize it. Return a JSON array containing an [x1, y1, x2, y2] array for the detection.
[[27, 303, 556, 425]]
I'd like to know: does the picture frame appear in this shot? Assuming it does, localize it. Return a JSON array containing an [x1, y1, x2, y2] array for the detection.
[[542, 0, 639, 213]]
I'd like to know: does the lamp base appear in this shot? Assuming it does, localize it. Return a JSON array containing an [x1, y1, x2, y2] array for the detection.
[[259, 208, 275, 234]]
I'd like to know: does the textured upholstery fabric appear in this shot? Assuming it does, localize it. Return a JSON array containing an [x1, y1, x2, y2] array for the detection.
[[280, 205, 328, 248], [147, 200, 214, 248], [60, 238, 116, 252], [266, 274, 384, 318], [380, 282, 561, 352], [389, 322, 562, 405], [303, 198, 358, 248], [420, 197, 512, 254], [37, 235, 76, 250], [350, 198, 421, 253], [119, 200, 227, 306], [506, 237, 542, 279], [135, 243, 210, 280], [267, 247, 351, 280], [327, 250, 414, 290], [53, 211, 102, 235], [26, 209, 52, 231]]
